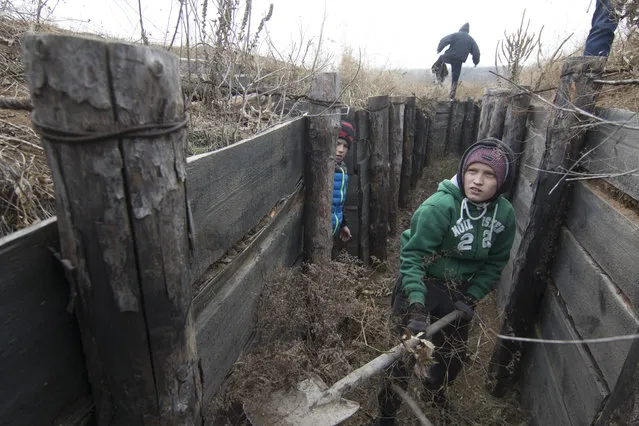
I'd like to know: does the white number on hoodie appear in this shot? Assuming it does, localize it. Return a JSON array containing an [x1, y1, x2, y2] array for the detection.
[[458, 233, 473, 251]]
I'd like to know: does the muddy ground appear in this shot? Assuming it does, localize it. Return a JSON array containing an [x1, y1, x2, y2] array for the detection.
[[211, 155, 530, 426]]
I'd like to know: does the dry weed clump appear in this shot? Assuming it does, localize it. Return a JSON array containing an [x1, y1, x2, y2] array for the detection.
[[212, 256, 394, 415]]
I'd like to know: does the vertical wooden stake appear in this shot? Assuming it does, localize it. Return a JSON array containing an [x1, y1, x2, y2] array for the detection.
[[355, 109, 371, 263], [477, 88, 510, 140], [388, 97, 405, 235], [502, 87, 532, 199], [304, 72, 341, 263], [368, 95, 390, 261], [399, 97, 416, 208], [460, 100, 478, 153], [487, 57, 607, 397], [22, 34, 202, 424]]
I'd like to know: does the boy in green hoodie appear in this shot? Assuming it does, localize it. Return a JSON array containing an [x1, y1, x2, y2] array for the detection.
[[374, 138, 516, 425]]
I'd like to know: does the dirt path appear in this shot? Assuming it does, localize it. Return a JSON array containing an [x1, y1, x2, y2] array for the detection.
[[213, 154, 529, 426]]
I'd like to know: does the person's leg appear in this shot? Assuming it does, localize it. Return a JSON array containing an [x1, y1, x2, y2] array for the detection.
[[584, 0, 619, 56], [448, 61, 462, 99]]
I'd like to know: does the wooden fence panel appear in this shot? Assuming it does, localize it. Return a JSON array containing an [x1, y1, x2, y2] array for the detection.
[[187, 118, 305, 281], [195, 188, 304, 404], [551, 228, 639, 390], [355, 110, 371, 263], [530, 290, 609, 425], [429, 102, 450, 159], [582, 108, 639, 201], [521, 331, 572, 426], [447, 100, 465, 154], [0, 218, 90, 426], [564, 182, 639, 306]]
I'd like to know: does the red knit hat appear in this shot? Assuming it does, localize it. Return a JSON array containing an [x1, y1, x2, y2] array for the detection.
[[339, 121, 355, 148], [463, 145, 508, 191]]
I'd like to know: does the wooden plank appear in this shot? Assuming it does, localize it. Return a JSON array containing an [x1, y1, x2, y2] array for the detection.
[[510, 173, 533, 233], [187, 118, 305, 279], [477, 88, 494, 140], [534, 290, 609, 425], [520, 105, 551, 184], [503, 89, 532, 201], [488, 56, 608, 396], [520, 326, 572, 426], [430, 101, 451, 159], [447, 100, 465, 154], [564, 181, 639, 306], [486, 89, 511, 140], [368, 95, 390, 261], [411, 110, 426, 187], [399, 97, 415, 208], [388, 97, 405, 235], [551, 228, 639, 390], [195, 189, 304, 404], [0, 218, 90, 426], [496, 229, 522, 313], [460, 100, 477, 153], [356, 110, 370, 263], [582, 108, 639, 201]]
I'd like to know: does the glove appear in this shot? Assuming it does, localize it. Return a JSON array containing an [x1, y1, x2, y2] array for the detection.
[[453, 295, 477, 321], [406, 303, 428, 335]]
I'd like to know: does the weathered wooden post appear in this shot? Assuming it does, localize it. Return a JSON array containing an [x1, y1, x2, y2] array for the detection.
[[304, 73, 341, 262], [460, 100, 478, 153], [388, 97, 405, 235], [399, 97, 415, 208], [502, 87, 532, 199], [22, 34, 202, 424], [429, 101, 451, 159], [486, 56, 607, 397], [411, 110, 427, 187], [356, 109, 371, 263], [477, 88, 510, 140], [447, 100, 466, 154], [368, 95, 390, 261]]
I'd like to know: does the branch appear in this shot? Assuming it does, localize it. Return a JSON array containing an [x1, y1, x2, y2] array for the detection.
[[390, 384, 435, 426], [593, 78, 639, 85]]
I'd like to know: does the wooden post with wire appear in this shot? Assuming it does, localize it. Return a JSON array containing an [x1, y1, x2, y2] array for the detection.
[[368, 95, 390, 261], [22, 33, 203, 424], [486, 56, 607, 397], [388, 96, 405, 235], [399, 96, 416, 208], [304, 72, 341, 263]]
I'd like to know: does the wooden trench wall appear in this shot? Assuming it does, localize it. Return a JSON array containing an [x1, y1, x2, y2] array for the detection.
[[497, 106, 639, 425], [0, 91, 479, 424]]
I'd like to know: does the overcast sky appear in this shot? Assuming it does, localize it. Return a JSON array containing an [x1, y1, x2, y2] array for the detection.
[[46, 0, 599, 69]]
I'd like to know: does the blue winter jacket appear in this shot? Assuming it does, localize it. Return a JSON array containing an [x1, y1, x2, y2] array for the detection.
[[332, 162, 349, 235]]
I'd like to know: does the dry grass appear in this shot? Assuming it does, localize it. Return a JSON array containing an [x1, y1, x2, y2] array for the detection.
[[211, 155, 529, 425]]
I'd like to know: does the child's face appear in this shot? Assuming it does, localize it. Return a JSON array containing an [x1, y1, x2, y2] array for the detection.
[[335, 139, 349, 163], [463, 162, 498, 202]]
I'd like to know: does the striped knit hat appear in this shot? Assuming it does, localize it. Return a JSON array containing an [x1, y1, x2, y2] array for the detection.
[[339, 121, 355, 148]]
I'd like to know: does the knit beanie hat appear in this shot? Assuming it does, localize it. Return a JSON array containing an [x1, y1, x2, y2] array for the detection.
[[462, 144, 508, 192], [339, 121, 355, 148]]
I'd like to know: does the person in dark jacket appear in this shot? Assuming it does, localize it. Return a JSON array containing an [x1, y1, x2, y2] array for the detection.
[[432, 23, 481, 99], [332, 120, 354, 244], [373, 138, 516, 426]]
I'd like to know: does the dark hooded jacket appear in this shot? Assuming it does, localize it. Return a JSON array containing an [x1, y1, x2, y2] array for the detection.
[[437, 23, 481, 64]]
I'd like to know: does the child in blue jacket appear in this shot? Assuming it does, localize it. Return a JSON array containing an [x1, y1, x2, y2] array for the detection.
[[332, 120, 354, 243]]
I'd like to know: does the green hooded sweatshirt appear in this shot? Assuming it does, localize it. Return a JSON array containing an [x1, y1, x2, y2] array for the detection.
[[399, 178, 516, 306]]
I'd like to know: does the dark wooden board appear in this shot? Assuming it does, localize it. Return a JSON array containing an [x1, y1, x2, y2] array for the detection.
[[564, 181, 639, 306], [551, 228, 639, 390], [520, 105, 550, 184], [582, 108, 639, 201], [195, 189, 303, 404], [429, 101, 451, 159], [186, 117, 305, 280], [447, 100, 465, 154], [520, 327, 572, 426], [0, 219, 90, 426], [531, 290, 609, 425]]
